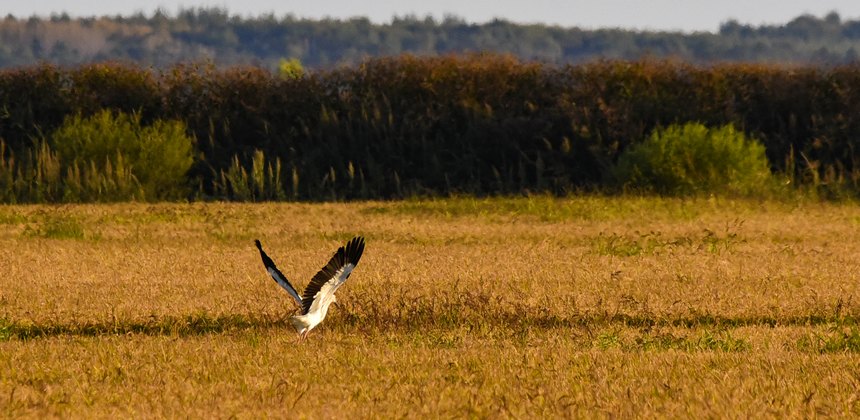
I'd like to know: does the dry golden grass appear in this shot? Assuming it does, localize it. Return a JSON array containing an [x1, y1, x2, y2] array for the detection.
[[1, 196, 860, 417]]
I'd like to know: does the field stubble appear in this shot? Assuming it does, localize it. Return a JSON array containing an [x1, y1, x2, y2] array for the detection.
[[1, 196, 860, 417]]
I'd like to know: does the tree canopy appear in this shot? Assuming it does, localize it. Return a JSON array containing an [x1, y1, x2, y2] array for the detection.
[[1, 9, 859, 69]]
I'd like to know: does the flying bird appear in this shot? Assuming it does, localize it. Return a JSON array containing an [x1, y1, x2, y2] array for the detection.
[[255, 236, 365, 341]]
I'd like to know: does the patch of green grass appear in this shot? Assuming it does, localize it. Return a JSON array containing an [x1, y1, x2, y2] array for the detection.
[[700, 229, 738, 254], [364, 195, 785, 223], [593, 227, 743, 257], [97, 206, 208, 226], [694, 330, 750, 352], [633, 332, 687, 350], [593, 231, 684, 256], [632, 330, 749, 352], [798, 326, 860, 353], [0, 318, 11, 342], [596, 329, 623, 349], [22, 215, 96, 240], [0, 210, 27, 225]]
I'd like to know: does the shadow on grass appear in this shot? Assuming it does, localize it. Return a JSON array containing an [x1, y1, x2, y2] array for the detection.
[[1, 310, 856, 342], [0, 314, 290, 340]]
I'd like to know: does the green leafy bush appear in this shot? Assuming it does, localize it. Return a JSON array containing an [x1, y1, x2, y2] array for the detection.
[[612, 123, 773, 196], [277, 58, 305, 79], [50, 110, 195, 201]]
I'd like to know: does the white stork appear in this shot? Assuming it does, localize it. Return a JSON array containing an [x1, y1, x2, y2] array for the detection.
[[254, 236, 365, 341]]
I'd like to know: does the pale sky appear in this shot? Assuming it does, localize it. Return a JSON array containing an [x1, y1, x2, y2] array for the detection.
[[7, 1, 860, 33]]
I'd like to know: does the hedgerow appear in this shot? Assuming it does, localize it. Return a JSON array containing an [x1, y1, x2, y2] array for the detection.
[[0, 56, 859, 201]]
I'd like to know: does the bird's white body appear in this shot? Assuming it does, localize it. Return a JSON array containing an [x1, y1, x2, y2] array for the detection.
[[290, 298, 331, 336], [255, 238, 364, 341], [291, 263, 353, 337]]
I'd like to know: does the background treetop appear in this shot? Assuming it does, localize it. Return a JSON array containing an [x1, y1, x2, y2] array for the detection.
[[2, 9, 860, 69]]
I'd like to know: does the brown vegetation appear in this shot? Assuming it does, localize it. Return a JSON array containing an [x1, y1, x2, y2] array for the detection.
[[1, 196, 859, 416]]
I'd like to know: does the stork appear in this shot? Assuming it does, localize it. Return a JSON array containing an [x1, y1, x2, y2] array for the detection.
[[255, 236, 365, 341]]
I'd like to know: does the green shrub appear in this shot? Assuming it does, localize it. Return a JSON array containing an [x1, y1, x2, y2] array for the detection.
[[23, 215, 88, 240], [277, 58, 305, 79], [612, 123, 773, 196], [50, 110, 195, 201]]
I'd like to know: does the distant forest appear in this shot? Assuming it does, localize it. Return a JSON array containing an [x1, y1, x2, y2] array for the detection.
[[2, 9, 860, 69]]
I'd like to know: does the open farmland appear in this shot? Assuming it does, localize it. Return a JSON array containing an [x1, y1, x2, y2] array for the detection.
[[1, 196, 860, 417]]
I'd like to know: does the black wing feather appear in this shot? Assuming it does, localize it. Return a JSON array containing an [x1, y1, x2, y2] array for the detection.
[[255, 239, 302, 306], [300, 236, 365, 314]]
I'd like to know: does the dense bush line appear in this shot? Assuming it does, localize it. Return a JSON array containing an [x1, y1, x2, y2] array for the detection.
[[1, 55, 859, 202]]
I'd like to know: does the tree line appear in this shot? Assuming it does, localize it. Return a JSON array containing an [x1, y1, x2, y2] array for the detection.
[[2, 9, 860, 69]]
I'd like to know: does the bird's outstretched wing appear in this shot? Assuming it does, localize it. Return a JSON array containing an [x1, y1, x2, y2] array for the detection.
[[255, 239, 302, 308], [301, 236, 365, 315]]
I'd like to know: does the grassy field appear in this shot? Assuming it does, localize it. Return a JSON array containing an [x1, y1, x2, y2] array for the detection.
[[1, 196, 860, 417]]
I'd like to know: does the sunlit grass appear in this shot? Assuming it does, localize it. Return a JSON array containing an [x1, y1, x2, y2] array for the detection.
[[363, 194, 801, 222], [1, 197, 860, 416]]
